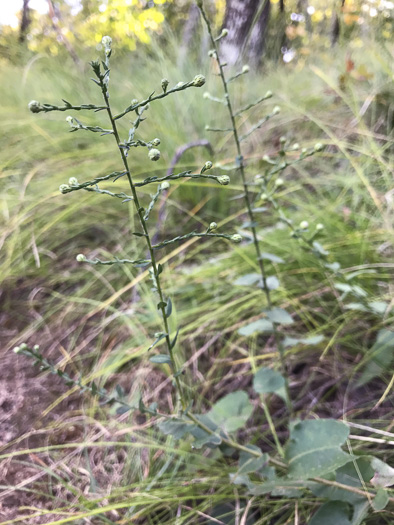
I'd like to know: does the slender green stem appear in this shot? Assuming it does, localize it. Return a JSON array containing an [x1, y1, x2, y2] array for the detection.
[[97, 69, 187, 411], [198, 5, 292, 412]]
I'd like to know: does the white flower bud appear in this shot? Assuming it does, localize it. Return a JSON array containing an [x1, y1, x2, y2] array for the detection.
[[20, 343, 28, 350], [208, 49, 216, 57], [193, 74, 206, 87], [273, 106, 281, 115], [203, 161, 213, 171], [265, 90, 273, 98], [176, 82, 185, 89], [59, 184, 70, 193], [203, 92, 210, 99], [33, 345, 40, 351], [217, 175, 230, 185], [300, 221, 309, 229], [28, 100, 42, 113], [102, 36, 112, 47], [209, 222, 218, 231], [279, 136, 286, 144], [316, 223, 324, 231], [68, 177, 78, 186], [148, 148, 161, 161], [161, 181, 170, 190], [222, 28, 228, 36], [76, 254, 86, 262], [260, 193, 268, 201], [263, 155, 270, 162], [231, 234, 242, 243], [13, 346, 21, 354], [301, 148, 307, 154], [151, 138, 160, 147], [66, 115, 74, 125], [292, 143, 300, 150], [242, 65, 250, 73], [131, 99, 138, 106], [275, 178, 284, 187], [314, 143, 324, 152]]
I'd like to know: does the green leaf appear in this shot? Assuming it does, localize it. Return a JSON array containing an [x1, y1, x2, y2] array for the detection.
[[283, 335, 324, 347], [372, 487, 389, 510], [356, 330, 394, 387], [265, 276, 280, 290], [189, 414, 222, 448], [265, 307, 294, 325], [259, 253, 285, 263], [170, 328, 179, 349], [234, 273, 261, 286], [208, 391, 253, 433], [149, 354, 172, 364], [157, 301, 167, 310], [238, 319, 273, 336], [158, 418, 191, 439], [370, 457, 394, 487], [308, 501, 351, 525], [238, 446, 268, 474], [165, 297, 172, 318], [132, 231, 146, 237], [157, 263, 163, 275], [253, 367, 287, 401], [286, 419, 351, 479]]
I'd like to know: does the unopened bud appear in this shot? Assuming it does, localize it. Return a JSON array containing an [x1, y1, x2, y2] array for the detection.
[[300, 221, 309, 229], [231, 234, 242, 243], [161, 181, 170, 190], [316, 223, 324, 231], [102, 36, 112, 47], [314, 143, 324, 152], [279, 136, 286, 144], [193, 74, 206, 87], [260, 193, 268, 201], [161, 79, 169, 92], [275, 178, 284, 187], [151, 138, 160, 147], [265, 90, 273, 98], [292, 143, 300, 150], [59, 184, 70, 193], [222, 28, 228, 37], [175, 82, 185, 89], [76, 254, 86, 262], [203, 161, 213, 171], [242, 65, 250, 73], [66, 115, 74, 125], [273, 106, 281, 115], [28, 100, 42, 113], [209, 222, 217, 231], [131, 99, 138, 106], [217, 175, 230, 185], [148, 148, 161, 161], [263, 155, 270, 162], [13, 346, 21, 354], [68, 177, 78, 186]]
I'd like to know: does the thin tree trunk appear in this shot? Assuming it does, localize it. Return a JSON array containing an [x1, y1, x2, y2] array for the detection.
[[19, 0, 31, 43], [220, 0, 270, 67], [46, 0, 82, 68], [331, 0, 346, 46]]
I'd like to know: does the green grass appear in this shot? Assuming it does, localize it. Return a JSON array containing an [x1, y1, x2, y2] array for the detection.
[[0, 37, 393, 524]]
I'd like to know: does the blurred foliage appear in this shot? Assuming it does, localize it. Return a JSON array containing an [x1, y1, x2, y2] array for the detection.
[[0, 0, 393, 66]]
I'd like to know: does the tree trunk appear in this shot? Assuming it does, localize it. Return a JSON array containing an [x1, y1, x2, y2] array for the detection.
[[19, 0, 31, 43], [220, 0, 271, 67]]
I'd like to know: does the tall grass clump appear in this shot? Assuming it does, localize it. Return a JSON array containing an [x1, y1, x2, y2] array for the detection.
[[10, 8, 394, 525]]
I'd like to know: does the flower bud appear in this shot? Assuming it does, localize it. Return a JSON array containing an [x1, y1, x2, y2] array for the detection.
[[13, 346, 20, 354], [209, 222, 218, 231], [273, 106, 281, 115], [208, 49, 217, 58], [300, 221, 309, 229], [242, 65, 250, 73], [76, 254, 86, 262], [314, 143, 324, 152], [260, 193, 268, 201], [161, 181, 170, 190], [203, 161, 213, 171], [265, 90, 273, 98], [301, 148, 307, 154], [161, 79, 169, 92], [176, 82, 185, 89], [263, 155, 270, 162], [28, 100, 42, 113], [34, 345, 39, 351], [151, 138, 160, 147], [102, 36, 112, 47], [68, 177, 78, 186], [131, 99, 138, 106], [148, 148, 161, 161], [231, 234, 242, 243], [217, 175, 230, 185], [275, 178, 284, 187], [193, 74, 206, 87], [20, 343, 28, 350], [66, 115, 74, 126], [279, 136, 286, 144], [292, 143, 300, 150], [222, 28, 228, 37], [316, 223, 324, 231], [59, 184, 70, 193], [203, 92, 210, 99]]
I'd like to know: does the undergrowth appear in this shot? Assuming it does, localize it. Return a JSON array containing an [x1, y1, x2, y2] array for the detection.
[[0, 7, 393, 525]]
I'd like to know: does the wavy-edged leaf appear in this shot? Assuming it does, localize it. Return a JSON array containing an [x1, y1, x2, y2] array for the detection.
[[265, 307, 294, 325], [238, 319, 273, 336], [308, 501, 351, 525], [208, 391, 253, 433], [253, 367, 287, 401]]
